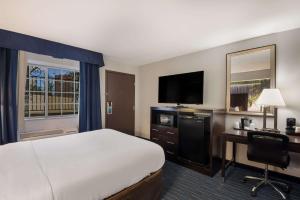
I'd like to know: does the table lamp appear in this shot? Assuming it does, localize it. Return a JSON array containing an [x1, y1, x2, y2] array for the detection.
[[255, 89, 285, 131]]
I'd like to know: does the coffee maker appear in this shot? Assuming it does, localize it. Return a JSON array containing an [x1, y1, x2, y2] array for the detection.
[[241, 117, 252, 130]]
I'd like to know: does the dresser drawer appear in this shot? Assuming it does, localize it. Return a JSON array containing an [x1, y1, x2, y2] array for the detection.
[[150, 125, 178, 153], [151, 125, 177, 133], [163, 130, 178, 145], [165, 149, 177, 160], [150, 134, 163, 147], [164, 141, 178, 156], [150, 126, 164, 147], [163, 127, 178, 137], [150, 126, 161, 134], [150, 134, 160, 143], [164, 140, 177, 150], [164, 129, 177, 136], [164, 134, 178, 144], [165, 127, 178, 133], [150, 129, 161, 137], [164, 136, 178, 161]]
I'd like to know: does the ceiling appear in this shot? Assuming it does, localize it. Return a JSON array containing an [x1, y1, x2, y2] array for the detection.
[[1, 0, 300, 67]]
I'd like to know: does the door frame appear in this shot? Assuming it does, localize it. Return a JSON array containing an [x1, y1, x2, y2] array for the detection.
[[105, 70, 135, 133]]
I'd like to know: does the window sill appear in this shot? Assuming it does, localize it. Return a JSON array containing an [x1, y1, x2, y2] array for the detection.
[[20, 131, 77, 141], [25, 115, 78, 121]]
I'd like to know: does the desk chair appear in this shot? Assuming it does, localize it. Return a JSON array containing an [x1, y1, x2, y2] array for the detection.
[[244, 131, 290, 199]]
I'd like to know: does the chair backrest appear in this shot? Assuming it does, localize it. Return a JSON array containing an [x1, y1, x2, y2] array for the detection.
[[247, 131, 290, 168]]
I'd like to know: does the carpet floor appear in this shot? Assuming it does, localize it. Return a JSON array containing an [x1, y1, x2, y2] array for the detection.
[[161, 161, 300, 200]]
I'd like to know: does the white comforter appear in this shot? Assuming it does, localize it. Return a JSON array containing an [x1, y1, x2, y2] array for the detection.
[[0, 129, 165, 200]]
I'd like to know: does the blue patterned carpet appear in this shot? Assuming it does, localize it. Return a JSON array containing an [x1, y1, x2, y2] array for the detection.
[[161, 161, 300, 200]]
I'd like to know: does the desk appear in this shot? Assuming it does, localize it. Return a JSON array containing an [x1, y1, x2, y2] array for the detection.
[[221, 129, 300, 181]]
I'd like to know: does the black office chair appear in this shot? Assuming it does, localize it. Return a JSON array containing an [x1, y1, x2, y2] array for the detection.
[[244, 131, 290, 199]]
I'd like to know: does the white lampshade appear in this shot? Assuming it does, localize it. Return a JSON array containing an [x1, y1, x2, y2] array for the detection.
[[255, 89, 286, 107]]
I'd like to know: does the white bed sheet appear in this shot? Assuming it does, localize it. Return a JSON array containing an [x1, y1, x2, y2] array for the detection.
[[0, 129, 165, 200]]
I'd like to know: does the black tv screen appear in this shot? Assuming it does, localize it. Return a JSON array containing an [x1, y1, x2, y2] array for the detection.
[[158, 71, 204, 104]]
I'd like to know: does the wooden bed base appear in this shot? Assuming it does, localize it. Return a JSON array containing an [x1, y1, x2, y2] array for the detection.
[[106, 169, 162, 200]]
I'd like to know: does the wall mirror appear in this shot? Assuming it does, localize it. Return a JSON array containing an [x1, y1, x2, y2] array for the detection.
[[226, 45, 276, 115]]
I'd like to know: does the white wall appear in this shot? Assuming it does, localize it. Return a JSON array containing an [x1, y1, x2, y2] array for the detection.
[[135, 28, 300, 177], [25, 117, 78, 133]]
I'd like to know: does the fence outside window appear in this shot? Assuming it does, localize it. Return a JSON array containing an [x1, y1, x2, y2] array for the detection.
[[25, 64, 80, 118]]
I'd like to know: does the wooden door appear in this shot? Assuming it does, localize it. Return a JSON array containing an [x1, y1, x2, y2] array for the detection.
[[105, 70, 135, 135]]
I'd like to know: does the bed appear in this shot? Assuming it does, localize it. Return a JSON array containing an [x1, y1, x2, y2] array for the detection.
[[0, 129, 165, 200]]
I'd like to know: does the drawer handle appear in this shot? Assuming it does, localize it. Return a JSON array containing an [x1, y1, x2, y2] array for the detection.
[[166, 131, 175, 135], [166, 141, 175, 145], [152, 129, 159, 132], [166, 150, 175, 155], [152, 137, 159, 141]]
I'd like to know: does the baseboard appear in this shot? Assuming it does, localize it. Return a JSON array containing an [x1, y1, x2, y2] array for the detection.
[[233, 161, 300, 183]]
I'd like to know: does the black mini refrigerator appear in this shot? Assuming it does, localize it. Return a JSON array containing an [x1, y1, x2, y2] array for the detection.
[[178, 114, 210, 165]]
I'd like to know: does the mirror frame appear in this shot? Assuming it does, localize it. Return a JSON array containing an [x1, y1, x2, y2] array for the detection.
[[226, 44, 276, 116]]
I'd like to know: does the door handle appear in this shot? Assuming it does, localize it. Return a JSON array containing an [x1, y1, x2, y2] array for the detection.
[[166, 141, 175, 145], [166, 150, 175, 155], [166, 131, 175, 135], [107, 101, 112, 114]]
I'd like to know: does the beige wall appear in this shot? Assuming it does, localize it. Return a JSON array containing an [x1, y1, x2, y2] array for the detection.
[[135, 28, 300, 177]]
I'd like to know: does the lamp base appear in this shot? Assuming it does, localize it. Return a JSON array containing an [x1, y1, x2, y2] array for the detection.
[[262, 106, 279, 131]]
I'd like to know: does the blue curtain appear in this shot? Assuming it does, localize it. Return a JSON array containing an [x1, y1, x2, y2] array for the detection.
[[0, 48, 18, 144], [79, 62, 102, 132], [0, 29, 104, 66]]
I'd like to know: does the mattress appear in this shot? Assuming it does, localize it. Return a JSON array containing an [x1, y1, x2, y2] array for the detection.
[[0, 129, 165, 200]]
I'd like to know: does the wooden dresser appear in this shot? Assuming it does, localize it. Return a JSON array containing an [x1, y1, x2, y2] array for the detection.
[[150, 106, 225, 176], [150, 124, 179, 160]]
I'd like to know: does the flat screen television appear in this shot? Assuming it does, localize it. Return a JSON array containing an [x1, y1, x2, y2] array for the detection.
[[158, 71, 204, 104]]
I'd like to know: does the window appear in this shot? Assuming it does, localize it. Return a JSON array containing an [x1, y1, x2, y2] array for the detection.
[[25, 64, 80, 118]]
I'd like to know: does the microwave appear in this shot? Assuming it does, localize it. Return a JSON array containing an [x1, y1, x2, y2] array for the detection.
[[159, 114, 174, 127]]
